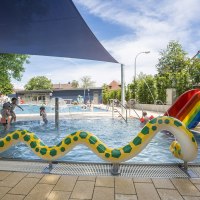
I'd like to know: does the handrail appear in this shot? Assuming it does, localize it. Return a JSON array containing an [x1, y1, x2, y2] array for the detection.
[[154, 100, 169, 116], [128, 99, 141, 118], [109, 99, 127, 122]]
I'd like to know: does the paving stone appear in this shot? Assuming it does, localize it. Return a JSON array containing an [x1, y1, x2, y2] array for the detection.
[[71, 181, 95, 199], [135, 183, 160, 200], [183, 196, 200, 200], [133, 178, 152, 183], [9, 177, 39, 195], [171, 178, 200, 196], [0, 172, 27, 187], [115, 194, 138, 200], [0, 171, 12, 181], [47, 191, 71, 200], [157, 189, 183, 200], [54, 176, 78, 192], [1, 194, 25, 200], [195, 184, 200, 191], [92, 187, 114, 200], [0, 186, 11, 199], [26, 173, 44, 179], [39, 174, 60, 184], [95, 176, 114, 187], [78, 176, 96, 181], [24, 183, 54, 200], [115, 177, 136, 194], [190, 179, 200, 184], [152, 178, 175, 189]]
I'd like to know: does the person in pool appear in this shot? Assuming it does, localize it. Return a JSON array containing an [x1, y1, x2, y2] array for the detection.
[[9, 97, 24, 123], [40, 106, 48, 124], [0, 103, 11, 130]]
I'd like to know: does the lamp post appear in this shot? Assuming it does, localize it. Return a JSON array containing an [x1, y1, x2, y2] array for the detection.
[[134, 51, 150, 82], [134, 51, 150, 99]]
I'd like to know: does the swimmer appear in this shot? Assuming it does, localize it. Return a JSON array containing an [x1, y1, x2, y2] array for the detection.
[[9, 97, 24, 123], [0, 103, 11, 131], [40, 106, 48, 124]]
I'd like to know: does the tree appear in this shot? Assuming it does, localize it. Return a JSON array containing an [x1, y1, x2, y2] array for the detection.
[[156, 41, 193, 97], [0, 53, 29, 94], [80, 76, 95, 102], [0, 76, 13, 95], [25, 76, 53, 90], [156, 41, 187, 76], [71, 80, 79, 88], [136, 73, 156, 104]]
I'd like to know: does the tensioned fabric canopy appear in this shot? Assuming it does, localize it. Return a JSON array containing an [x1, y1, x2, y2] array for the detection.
[[0, 0, 117, 63]]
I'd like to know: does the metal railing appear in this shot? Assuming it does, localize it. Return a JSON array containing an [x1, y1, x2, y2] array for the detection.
[[109, 99, 128, 122], [154, 99, 169, 116]]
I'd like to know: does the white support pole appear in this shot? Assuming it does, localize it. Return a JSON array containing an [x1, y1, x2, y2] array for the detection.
[[121, 64, 125, 114]]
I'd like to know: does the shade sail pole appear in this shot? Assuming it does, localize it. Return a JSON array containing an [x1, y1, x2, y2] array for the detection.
[[121, 64, 125, 114]]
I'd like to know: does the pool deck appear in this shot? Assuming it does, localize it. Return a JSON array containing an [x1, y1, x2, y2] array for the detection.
[[0, 171, 200, 200]]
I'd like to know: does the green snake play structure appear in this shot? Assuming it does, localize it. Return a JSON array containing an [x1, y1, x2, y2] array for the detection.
[[0, 116, 198, 162]]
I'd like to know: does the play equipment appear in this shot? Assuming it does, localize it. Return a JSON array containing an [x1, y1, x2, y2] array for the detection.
[[0, 116, 197, 163], [164, 89, 200, 129]]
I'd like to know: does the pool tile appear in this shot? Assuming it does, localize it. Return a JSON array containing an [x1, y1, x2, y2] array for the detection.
[[9, 177, 39, 195], [53, 176, 77, 192], [157, 189, 183, 200], [24, 183, 54, 200], [0, 172, 27, 187], [26, 173, 44, 179], [78, 176, 96, 181], [152, 178, 175, 189], [47, 191, 71, 200], [92, 187, 114, 200], [39, 174, 60, 184], [135, 183, 160, 200], [70, 181, 95, 199], [0, 171, 12, 181], [115, 177, 136, 194], [95, 176, 114, 187], [1, 194, 25, 200], [171, 179, 200, 196], [115, 194, 138, 200], [133, 178, 152, 183]]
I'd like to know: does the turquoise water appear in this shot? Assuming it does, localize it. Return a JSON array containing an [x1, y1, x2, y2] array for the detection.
[[14, 104, 106, 114], [0, 118, 199, 163]]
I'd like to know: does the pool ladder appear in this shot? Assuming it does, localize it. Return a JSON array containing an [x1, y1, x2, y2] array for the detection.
[[110, 99, 128, 123]]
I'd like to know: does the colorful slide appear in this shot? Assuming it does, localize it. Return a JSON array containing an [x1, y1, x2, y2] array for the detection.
[[164, 89, 200, 129]]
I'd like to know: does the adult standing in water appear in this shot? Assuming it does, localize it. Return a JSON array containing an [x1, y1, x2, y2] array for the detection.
[[9, 97, 24, 123]]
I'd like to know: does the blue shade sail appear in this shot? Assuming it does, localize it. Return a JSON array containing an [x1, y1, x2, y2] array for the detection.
[[0, 0, 117, 63]]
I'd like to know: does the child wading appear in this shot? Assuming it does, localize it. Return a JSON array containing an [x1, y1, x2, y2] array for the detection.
[[0, 103, 11, 130], [40, 106, 48, 124], [9, 97, 24, 123]]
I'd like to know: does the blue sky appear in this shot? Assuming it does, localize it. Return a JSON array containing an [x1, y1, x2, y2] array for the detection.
[[13, 0, 200, 89]]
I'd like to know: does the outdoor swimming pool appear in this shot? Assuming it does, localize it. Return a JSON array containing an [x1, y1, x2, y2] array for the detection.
[[0, 118, 200, 164], [14, 104, 106, 114]]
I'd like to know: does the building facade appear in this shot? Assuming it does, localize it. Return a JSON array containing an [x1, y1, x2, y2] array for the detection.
[[16, 88, 103, 104]]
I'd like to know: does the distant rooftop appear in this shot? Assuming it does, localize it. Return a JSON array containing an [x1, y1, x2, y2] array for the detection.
[[53, 83, 72, 90], [108, 80, 121, 90]]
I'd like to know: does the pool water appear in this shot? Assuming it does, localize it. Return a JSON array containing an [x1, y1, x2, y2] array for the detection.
[[0, 118, 200, 164], [14, 104, 106, 114]]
